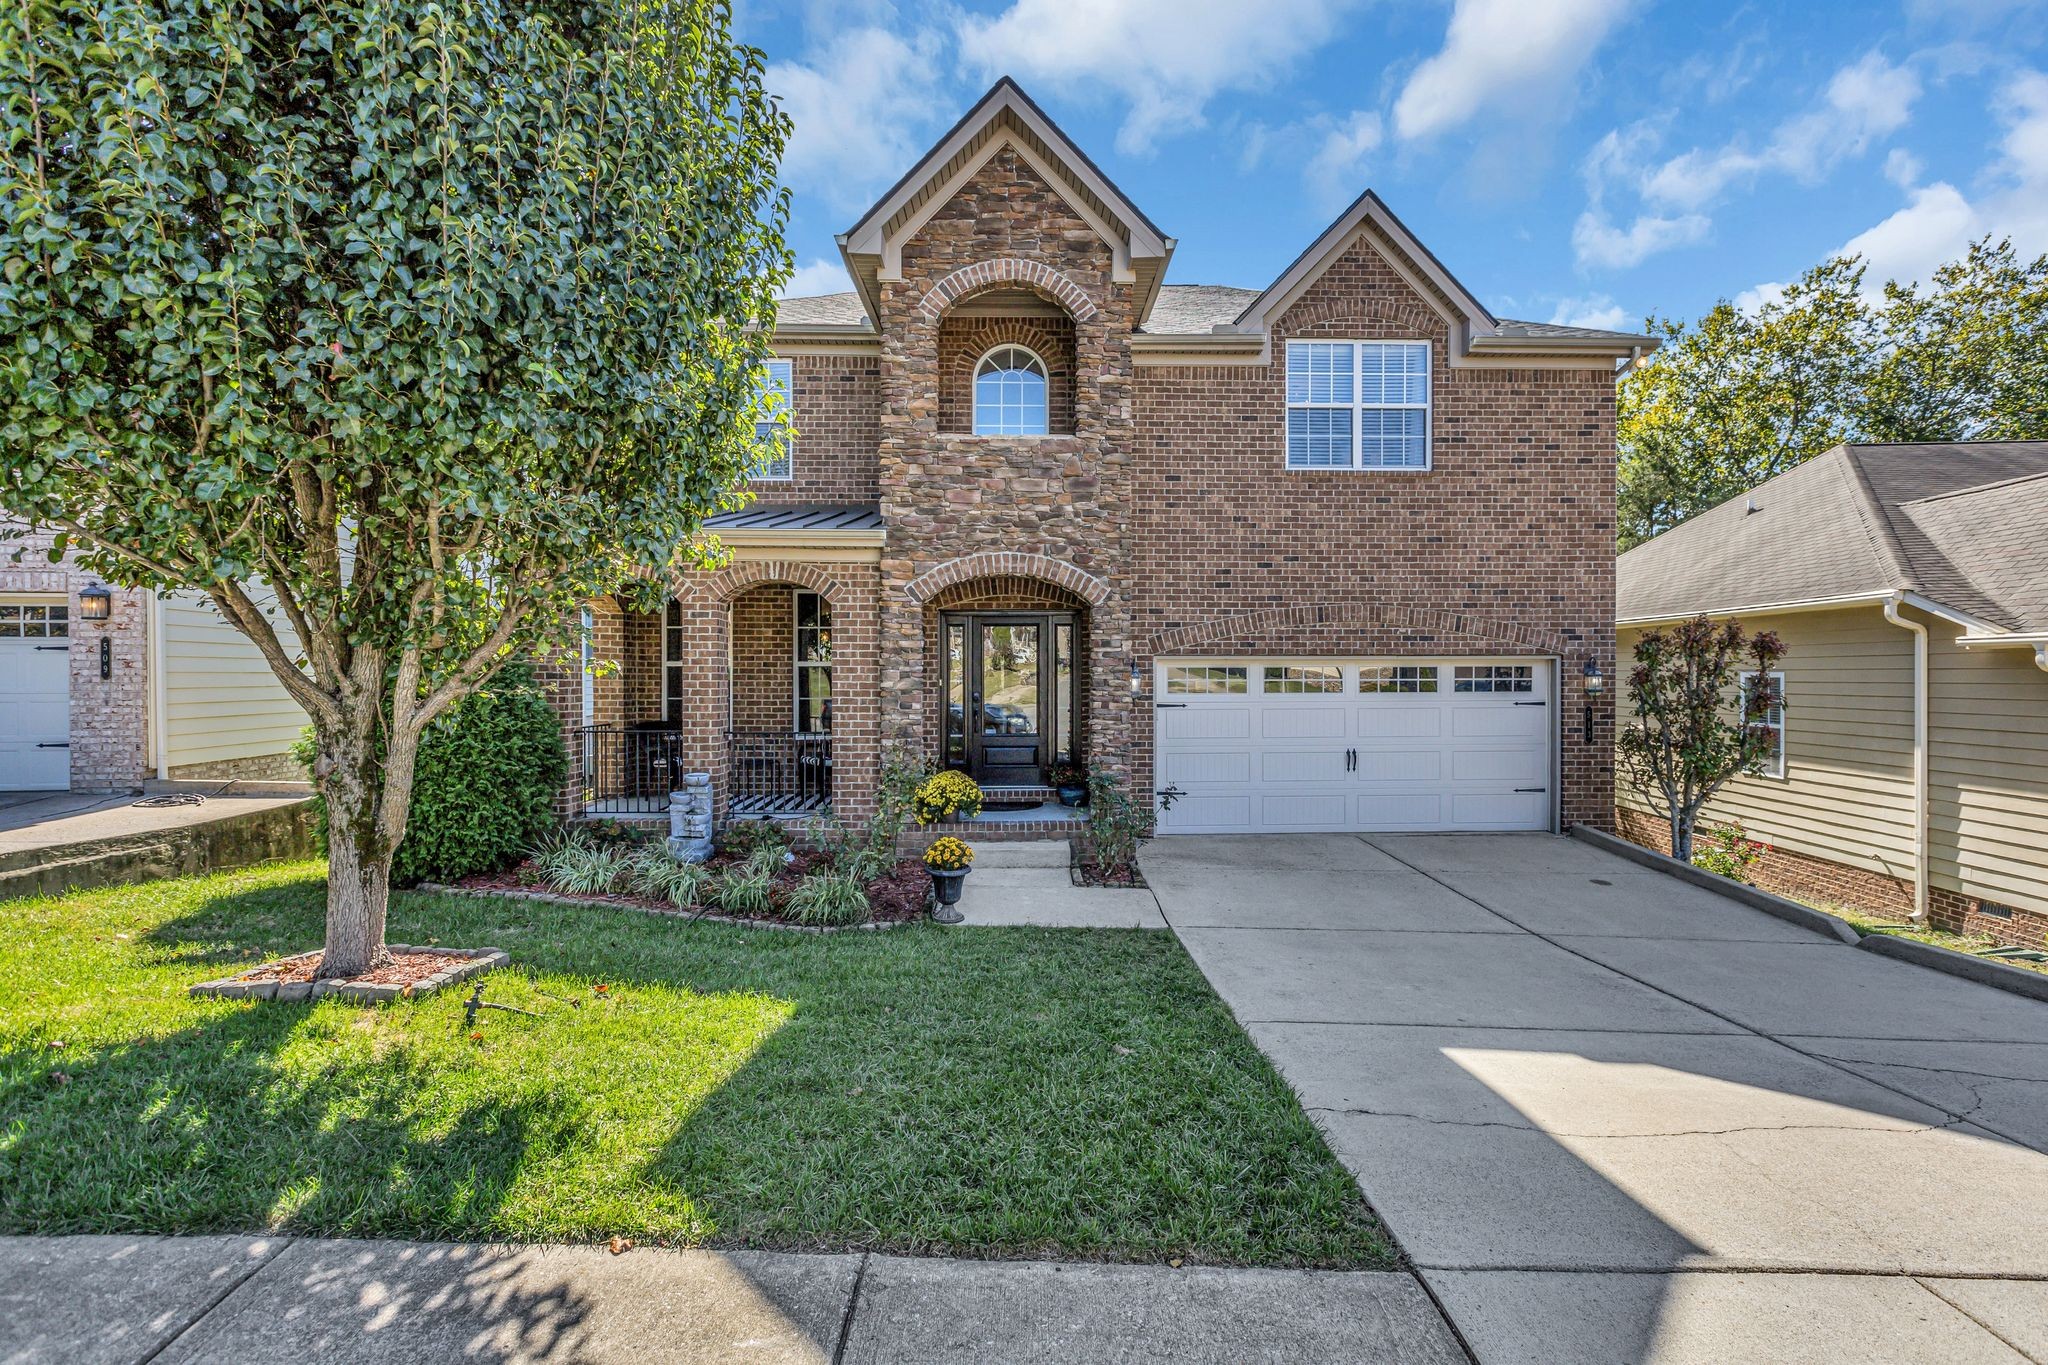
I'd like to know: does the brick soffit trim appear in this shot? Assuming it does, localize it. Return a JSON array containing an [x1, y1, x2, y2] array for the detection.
[[905, 553, 1112, 607], [1150, 600, 1578, 658]]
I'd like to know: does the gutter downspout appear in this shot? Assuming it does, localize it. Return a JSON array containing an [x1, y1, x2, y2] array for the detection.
[[1882, 594, 1929, 922], [146, 590, 170, 782]]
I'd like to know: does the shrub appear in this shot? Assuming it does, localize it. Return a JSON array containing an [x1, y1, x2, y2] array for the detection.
[[923, 836, 974, 871], [296, 663, 567, 885], [742, 843, 792, 880], [1692, 821, 1767, 882], [719, 819, 790, 861], [555, 843, 635, 897], [714, 867, 775, 916], [914, 770, 983, 823], [1084, 769, 1145, 880], [628, 845, 711, 907], [1047, 761, 1086, 790], [784, 869, 871, 926]]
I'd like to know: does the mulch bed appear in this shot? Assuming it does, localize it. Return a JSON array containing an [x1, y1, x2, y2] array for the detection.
[[190, 945, 508, 1003], [1073, 859, 1146, 889], [449, 853, 934, 928]]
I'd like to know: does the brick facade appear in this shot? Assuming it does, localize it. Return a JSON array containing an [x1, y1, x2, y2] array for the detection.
[[1, 518, 150, 791], [1612, 806, 2048, 950], [541, 104, 1628, 840]]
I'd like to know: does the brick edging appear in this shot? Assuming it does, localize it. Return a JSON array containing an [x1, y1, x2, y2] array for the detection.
[[1566, 825, 1861, 945], [1857, 933, 2048, 1004], [190, 946, 508, 1004]]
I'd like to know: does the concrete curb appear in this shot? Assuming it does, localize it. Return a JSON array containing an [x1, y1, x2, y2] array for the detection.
[[1567, 825, 1861, 945], [1858, 932, 2048, 1004]]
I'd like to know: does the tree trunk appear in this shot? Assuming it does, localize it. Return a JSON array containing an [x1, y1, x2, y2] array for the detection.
[[313, 700, 419, 978], [1671, 810, 1693, 865], [322, 803, 393, 978]]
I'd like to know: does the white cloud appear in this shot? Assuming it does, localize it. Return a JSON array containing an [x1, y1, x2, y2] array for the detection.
[[780, 258, 853, 299], [1732, 282, 1786, 315], [1571, 209, 1710, 269], [1392, 0, 1634, 141], [958, 0, 1358, 155], [1637, 52, 1922, 211], [1840, 183, 1982, 289], [1884, 147, 1924, 187], [1549, 294, 1632, 330], [1997, 68, 2048, 185], [1303, 110, 1383, 208], [767, 26, 947, 214]]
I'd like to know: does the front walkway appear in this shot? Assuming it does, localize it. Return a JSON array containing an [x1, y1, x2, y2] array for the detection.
[[1143, 833, 2048, 1365], [0, 1235, 1461, 1365]]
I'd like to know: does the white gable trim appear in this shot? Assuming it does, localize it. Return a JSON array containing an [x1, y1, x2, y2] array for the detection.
[[840, 80, 1167, 270]]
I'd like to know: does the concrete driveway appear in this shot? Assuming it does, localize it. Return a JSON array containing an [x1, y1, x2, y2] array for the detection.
[[1143, 833, 2048, 1365]]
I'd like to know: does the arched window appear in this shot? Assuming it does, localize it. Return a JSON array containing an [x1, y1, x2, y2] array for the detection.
[[972, 345, 1048, 436]]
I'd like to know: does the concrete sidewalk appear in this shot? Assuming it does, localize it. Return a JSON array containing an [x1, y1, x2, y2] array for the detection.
[[0, 791, 313, 900], [953, 841, 1167, 928], [1145, 833, 2048, 1365], [0, 1235, 1464, 1365]]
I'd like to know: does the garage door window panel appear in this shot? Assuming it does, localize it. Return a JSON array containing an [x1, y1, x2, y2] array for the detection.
[[1359, 664, 1437, 694], [0, 604, 68, 638], [1453, 664, 1533, 694], [1166, 665, 1248, 695], [1264, 665, 1343, 694]]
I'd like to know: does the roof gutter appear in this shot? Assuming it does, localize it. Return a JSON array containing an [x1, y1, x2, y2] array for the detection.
[[1619, 590, 1990, 634], [1956, 631, 2048, 672], [1882, 594, 1930, 924]]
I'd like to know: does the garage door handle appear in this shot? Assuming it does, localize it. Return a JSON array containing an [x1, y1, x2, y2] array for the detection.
[[34, 644, 69, 651], [1154, 702, 1186, 709], [37, 742, 70, 749], [1513, 700, 1546, 706], [1514, 786, 1545, 793]]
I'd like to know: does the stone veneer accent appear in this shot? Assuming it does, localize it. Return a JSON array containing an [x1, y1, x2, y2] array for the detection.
[[1613, 806, 2047, 950], [937, 314, 1076, 435], [0, 518, 150, 791]]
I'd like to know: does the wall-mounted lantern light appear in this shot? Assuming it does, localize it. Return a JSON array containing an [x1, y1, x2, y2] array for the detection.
[[79, 583, 112, 623], [1129, 660, 1144, 697], [1580, 657, 1604, 744]]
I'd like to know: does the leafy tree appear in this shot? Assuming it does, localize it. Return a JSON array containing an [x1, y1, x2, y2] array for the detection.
[[1, 0, 791, 975], [1617, 617, 1785, 864], [1618, 239, 2048, 549]]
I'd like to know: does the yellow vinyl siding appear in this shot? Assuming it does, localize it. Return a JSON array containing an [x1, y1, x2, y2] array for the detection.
[[1618, 607, 1915, 881], [1928, 623, 2048, 917], [160, 590, 307, 769]]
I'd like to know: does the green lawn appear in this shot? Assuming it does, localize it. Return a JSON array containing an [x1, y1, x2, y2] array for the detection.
[[1812, 903, 2048, 977], [0, 862, 1390, 1267]]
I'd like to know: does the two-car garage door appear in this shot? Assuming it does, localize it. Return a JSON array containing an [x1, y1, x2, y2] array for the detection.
[[1153, 658, 1555, 834]]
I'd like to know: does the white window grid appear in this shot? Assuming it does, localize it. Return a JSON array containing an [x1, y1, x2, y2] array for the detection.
[[751, 358, 793, 481], [1165, 664, 1248, 694], [0, 603, 69, 638], [973, 344, 1050, 436], [1263, 664, 1344, 694], [1741, 671, 1786, 778], [1285, 340, 1431, 470], [1453, 664, 1533, 693], [1359, 664, 1438, 694]]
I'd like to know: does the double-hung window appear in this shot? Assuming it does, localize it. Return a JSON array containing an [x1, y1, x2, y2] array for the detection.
[[750, 359, 793, 481], [1740, 671, 1785, 778], [1285, 340, 1430, 470]]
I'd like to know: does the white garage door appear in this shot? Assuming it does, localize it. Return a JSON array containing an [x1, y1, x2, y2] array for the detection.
[[1154, 658, 1554, 834], [0, 602, 73, 791]]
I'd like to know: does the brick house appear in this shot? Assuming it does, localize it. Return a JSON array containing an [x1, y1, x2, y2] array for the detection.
[[554, 79, 1652, 838], [1, 518, 307, 792]]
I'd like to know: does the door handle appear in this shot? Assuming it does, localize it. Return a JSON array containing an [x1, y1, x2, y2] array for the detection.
[[36, 742, 70, 749]]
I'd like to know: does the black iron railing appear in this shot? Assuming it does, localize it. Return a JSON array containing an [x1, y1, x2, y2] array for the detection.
[[728, 730, 831, 815], [577, 725, 688, 815]]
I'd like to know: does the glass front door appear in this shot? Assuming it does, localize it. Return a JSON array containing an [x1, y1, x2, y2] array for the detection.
[[944, 612, 1074, 785]]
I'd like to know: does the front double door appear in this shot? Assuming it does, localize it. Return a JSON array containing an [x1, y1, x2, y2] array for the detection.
[[943, 612, 1075, 787]]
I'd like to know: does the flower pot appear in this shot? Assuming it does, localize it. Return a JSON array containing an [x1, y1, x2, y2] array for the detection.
[[929, 866, 970, 905], [1056, 784, 1086, 807]]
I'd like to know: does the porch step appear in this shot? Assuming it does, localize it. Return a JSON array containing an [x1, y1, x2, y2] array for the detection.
[[969, 841, 1072, 869]]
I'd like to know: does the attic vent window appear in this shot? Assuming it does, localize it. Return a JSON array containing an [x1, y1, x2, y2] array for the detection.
[[973, 345, 1049, 436]]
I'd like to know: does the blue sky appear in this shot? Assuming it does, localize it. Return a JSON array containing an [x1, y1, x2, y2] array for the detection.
[[738, 0, 2048, 330]]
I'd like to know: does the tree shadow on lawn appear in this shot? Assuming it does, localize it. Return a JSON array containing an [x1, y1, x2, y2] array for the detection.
[[7, 871, 1388, 1267]]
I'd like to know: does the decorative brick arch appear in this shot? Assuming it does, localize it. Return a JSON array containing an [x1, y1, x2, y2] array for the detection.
[[918, 257, 1099, 323], [1278, 296, 1441, 338], [1149, 600, 1574, 658], [905, 552, 1111, 608], [698, 558, 843, 604]]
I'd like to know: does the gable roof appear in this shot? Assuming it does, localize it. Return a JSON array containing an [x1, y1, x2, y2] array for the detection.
[[835, 78, 1174, 327], [1617, 442, 2048, 632]]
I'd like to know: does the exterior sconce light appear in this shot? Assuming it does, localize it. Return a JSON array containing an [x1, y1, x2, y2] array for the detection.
[[1129, 660, 1144, 696], [79, 583, 113, 623], [1580, 657, 1604, 744]]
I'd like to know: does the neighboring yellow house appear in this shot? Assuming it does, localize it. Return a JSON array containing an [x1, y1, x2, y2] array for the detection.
[[1616, 441, 2048, 949]]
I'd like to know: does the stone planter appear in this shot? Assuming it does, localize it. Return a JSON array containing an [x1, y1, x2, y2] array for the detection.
[[928, 867, 969, 924]]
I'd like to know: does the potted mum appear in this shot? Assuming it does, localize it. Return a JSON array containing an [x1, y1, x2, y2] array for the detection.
[[923, 836, 975, 923], [913, 770, 984, 823], [1047, 761, 1087, 807]]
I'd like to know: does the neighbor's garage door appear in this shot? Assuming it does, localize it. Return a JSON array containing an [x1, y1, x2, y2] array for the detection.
[[1153, 658, 1553, 834], [0, 601, 73, 791]]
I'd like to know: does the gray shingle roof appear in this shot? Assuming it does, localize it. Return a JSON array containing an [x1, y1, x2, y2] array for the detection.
[[1618, 442, 2048, 631], [770, 286, 1648, 344], [705, 503, 883, 532]]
